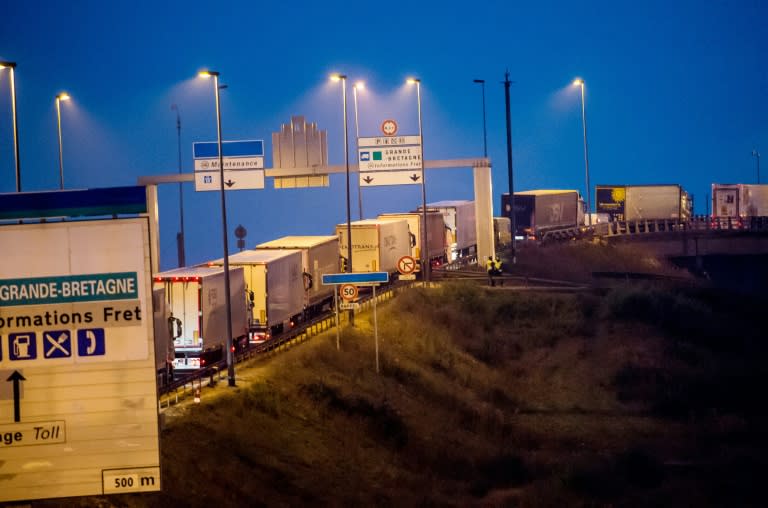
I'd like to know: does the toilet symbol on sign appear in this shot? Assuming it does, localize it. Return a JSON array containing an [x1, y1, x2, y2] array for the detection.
[[9, 333, 37, 360]]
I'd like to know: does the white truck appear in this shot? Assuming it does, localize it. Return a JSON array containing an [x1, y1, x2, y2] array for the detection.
[[418, 200, 477, 262], [255, 235, 339, 318], [153, 265, 247, 373], [207, 249, 305, 339], [152, 287, 175, 386], [377, 211, 447, 266], [595, 184, 692, 222], [335, 218, 410, 273], [712, 183, 768, 226]]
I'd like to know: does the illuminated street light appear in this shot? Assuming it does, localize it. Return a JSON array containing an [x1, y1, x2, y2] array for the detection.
[[406, 77, 430, 283], [0, 61, 21, 191], [353, 81, 365, 220], [752, 149, 761, 184], [55, 92, 70, 190], [331, 73, 354, 325], [198, 69, 236, 387], [573, 78, 592, 226]]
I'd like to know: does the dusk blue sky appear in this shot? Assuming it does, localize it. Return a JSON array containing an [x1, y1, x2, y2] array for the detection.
[[2, 0, 766, 270]]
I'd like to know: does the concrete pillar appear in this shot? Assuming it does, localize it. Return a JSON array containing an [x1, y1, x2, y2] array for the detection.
[[145, 184, 161, 274], [473, 164, 494, 262]]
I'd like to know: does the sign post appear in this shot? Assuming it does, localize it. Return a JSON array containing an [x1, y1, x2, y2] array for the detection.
[[322, 272, 388, 372]]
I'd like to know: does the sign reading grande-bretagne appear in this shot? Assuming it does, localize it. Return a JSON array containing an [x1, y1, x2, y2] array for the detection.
[[0, 215, 160, 503]]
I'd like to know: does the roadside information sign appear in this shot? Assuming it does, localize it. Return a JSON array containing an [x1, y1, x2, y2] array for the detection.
[[357, 133, 423, 186], [193, 139, 265, 191], [0, 217, 161, 503]]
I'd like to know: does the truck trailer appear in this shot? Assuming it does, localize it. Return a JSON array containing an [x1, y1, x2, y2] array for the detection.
[[418, 200, 477, 261], [255, 235, 339, 317], [712, 183, 768, 226], [502, 190, 583, 240], [377, 211, 447, 265], [596, 184, 691, 222], [153, 265, 247, 373], [335, 218, 410, 273], [207, 249, 305, 339]]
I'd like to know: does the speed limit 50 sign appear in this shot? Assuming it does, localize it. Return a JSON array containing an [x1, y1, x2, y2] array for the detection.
[[339, 284, 358, 301]]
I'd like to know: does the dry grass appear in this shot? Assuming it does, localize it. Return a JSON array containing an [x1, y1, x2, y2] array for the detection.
[[34, 252, 768, 507]]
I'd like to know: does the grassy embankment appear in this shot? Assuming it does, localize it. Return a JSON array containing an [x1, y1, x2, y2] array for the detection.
[[39, 243, 767, 507]]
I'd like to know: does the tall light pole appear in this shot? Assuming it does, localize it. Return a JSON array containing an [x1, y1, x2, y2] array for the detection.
[[171, 104, 186, 267], [198, 69, 236, 387], [573, 78, 592, 226], [752, 149, 761, 184], [0, 61, 21, 192], [55, 92, 70, 190], [473, 79, 487, 157], [331, 73, 354, 325], [353, 81, 365, 220], [503, 72, 516, 262], [407, 77, 430, 283]]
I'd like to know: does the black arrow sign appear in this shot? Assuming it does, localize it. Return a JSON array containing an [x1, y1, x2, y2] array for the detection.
[[6, 370, 25, 422], [225, 179, 236, 187], [363, 176, 374, 184], [409, 174, 421, 182]]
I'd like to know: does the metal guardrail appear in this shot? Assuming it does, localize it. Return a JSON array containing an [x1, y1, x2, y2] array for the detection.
[[598, 215, 768, 237], [157, 281, 408, 410]]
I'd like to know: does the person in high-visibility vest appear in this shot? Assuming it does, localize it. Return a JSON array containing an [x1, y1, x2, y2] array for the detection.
[[486, 256, 496, 286], [494, 256, 503, 286]]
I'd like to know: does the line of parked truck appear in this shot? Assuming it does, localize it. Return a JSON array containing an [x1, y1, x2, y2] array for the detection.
[[152, 199, 481, 382], [501, 183, 768, 240]]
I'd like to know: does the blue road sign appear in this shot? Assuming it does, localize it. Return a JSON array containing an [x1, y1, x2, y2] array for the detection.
[[77, 329, 106, 356], [321, 272, 389, 285], [193, 140, 265, 159], [9, 333, 37, 360], [44, 331, 72, 358]]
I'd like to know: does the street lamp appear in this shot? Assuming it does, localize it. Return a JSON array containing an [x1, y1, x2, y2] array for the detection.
[[752, 149, 761, 184], [353, 81, 365, 220], [573, 78, 592, 226], [406, 77, 430, 283], [0, 61, 20, 192], [198, 69, 236, 387], [472, 79, 487, 157], [55, 92, 70, 190], [171, 104, 186, 267], [331, 73, 354, 325]]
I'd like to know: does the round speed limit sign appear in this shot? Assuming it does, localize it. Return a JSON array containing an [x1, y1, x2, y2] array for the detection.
[[381, 119, 398, 136], [339, 284, 358, 301]]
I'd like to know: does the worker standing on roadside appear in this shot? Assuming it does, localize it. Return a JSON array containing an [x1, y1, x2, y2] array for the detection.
[[486, 256, 496, 286], [494, 256, 504, 286]]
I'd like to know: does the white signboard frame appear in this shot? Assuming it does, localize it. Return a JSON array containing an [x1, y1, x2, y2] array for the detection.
[[195, 169, 266, 191], [0, 218, 160, 503]]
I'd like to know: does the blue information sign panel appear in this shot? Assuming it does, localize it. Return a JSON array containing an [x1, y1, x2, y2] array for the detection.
[[193, 139, 264, 158], [321, 272, 389, 285]]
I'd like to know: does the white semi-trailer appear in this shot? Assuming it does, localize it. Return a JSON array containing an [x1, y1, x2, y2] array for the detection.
[[418, 200, 477, 261], [207, 249, 305, 338], [335, 218, 410, 273], [377, 211, 447, 265], [255, 235, 339, 317], [153, 265, 247, 372], [712, 183, 768, 225]]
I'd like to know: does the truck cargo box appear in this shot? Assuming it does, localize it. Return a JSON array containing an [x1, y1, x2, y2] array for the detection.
[[502, 190, 582, 237], [152, 287, 174, 383], [153, 265, 247, 353], [208, 249, 304, 333], [336, 218, 410, 273], [418, 200, 476, 260], [596, 184, 691, 221], [712, 183, 768, 219], [255, 235, 338, 311], [493, 216, 512, 249], [377, 211, 447, 263]]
